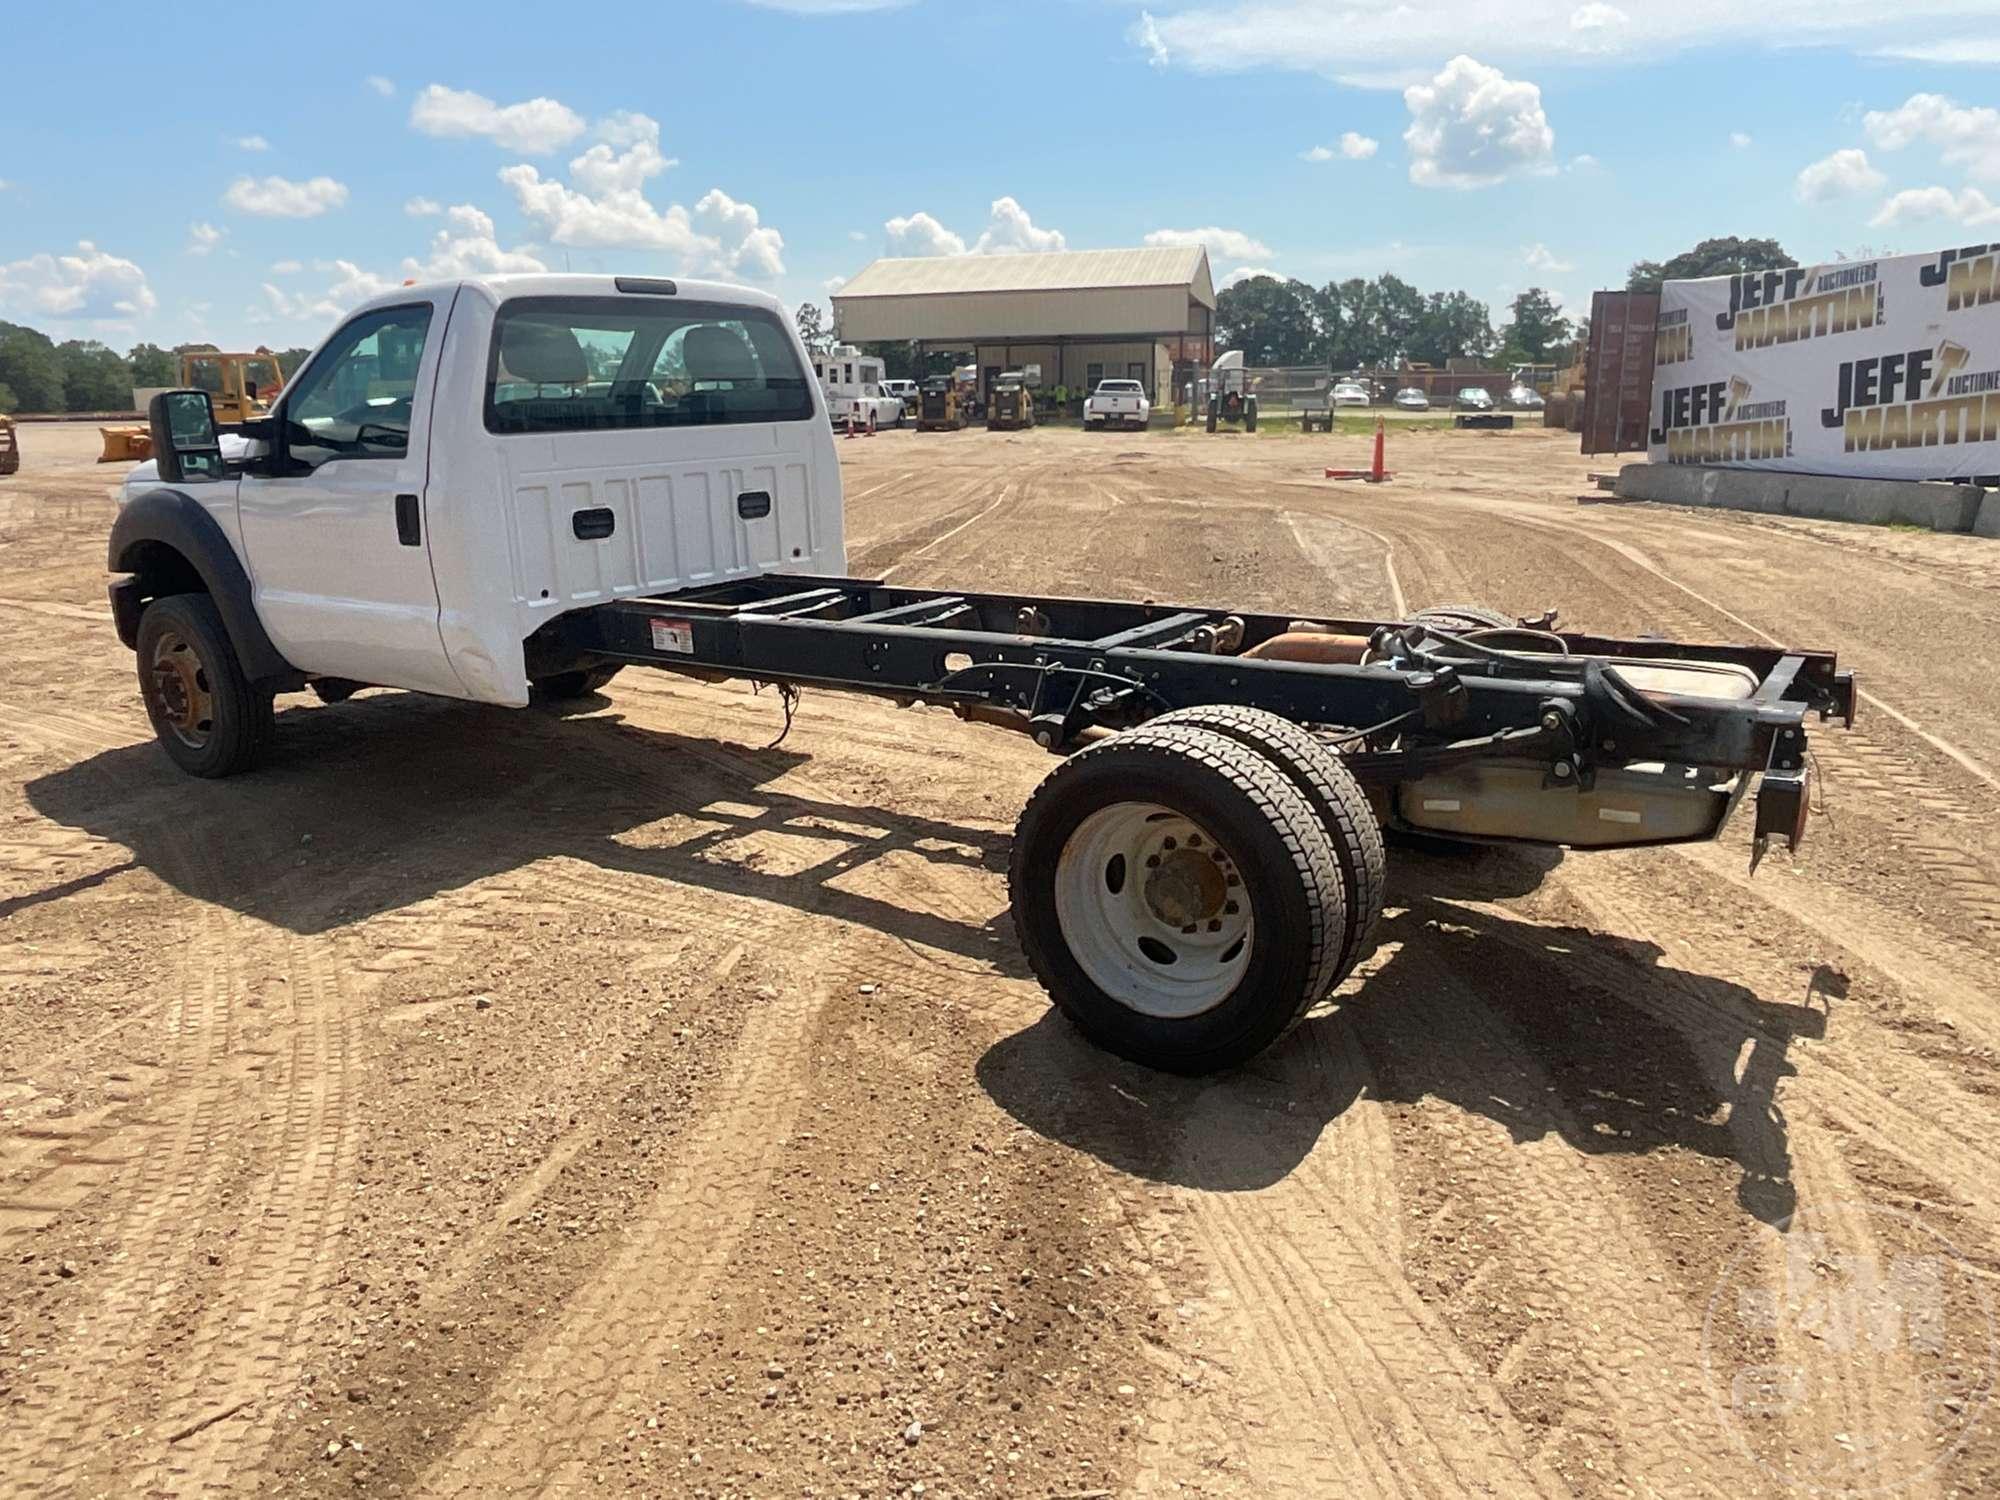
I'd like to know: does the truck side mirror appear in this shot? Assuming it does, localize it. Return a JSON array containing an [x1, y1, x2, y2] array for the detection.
[[148, 390, 224, 484]]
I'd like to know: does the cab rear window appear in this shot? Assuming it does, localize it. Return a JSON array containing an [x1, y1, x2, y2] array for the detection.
[[484, 297, 813, 433]]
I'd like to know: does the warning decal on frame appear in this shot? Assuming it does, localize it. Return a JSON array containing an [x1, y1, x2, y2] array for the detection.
[[650, 618, 694, 654]]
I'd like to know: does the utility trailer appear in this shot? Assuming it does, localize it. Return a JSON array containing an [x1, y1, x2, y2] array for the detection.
[[106, 273, 1857, 1077]]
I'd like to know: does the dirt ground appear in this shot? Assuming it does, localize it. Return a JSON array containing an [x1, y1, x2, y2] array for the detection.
[[3, 417, 1998, 1498]]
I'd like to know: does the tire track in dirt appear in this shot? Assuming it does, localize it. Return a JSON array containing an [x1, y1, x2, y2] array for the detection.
[[413, 949, 822, 1496], [0, 906, 251, 1496], [1166, 1011, 1565, 1498]]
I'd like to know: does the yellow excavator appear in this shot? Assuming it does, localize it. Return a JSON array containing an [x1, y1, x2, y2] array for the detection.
[[0, 413, 18, 477], [100, 350, 287, 462]]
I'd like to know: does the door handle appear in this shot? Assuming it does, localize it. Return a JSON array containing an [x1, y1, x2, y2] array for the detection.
[[394, 493, 421, 547]]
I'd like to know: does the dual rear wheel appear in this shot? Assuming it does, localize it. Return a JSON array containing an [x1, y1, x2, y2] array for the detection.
[[1008, 708, 1384, 1075]]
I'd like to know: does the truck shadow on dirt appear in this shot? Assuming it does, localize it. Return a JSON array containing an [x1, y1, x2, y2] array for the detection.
[[23, 687, 1025, 973], [976, 846, 1820, 1228]]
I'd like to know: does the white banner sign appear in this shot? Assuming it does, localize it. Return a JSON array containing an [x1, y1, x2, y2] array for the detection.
[[1646, 245, 2000, 480]]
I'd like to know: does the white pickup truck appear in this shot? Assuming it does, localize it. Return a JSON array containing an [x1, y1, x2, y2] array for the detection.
[[106, 272, 1849, 1075], [1084, 379, 1150, 431]]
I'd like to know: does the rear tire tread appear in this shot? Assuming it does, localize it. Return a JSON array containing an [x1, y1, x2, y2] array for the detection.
[[1146, 705, 1385, 982], [1009, 724, 1345, 1073]]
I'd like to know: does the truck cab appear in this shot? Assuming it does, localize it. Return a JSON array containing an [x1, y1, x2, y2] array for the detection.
[[110, 274, 842, 772]]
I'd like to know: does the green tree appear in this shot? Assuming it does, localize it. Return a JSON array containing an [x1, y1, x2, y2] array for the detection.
[[128, 342, 177, 386], [57, 340, 135, 412], [1215, 276, 1321, 365], [1499, 289, 1574, 364], [0, 382, 17, 413], [794, 302, 834, 356], [1627, 237, 1795, 293], [274, 347, 314, 378], [0, 321, 66, 413], [1407, 289, 1494, 366]]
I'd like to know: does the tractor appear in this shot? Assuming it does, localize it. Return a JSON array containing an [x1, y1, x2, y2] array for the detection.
[[1205, 349, 1258, 433]]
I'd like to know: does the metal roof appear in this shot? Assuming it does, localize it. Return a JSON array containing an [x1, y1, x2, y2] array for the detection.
[[838, 247, 1214, 306]]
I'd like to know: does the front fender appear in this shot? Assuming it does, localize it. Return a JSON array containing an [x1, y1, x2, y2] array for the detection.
[[108, 488, 295, 682]]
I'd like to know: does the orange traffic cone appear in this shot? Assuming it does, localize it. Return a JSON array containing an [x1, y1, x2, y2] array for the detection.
[[1325, 415, 1393, 482]]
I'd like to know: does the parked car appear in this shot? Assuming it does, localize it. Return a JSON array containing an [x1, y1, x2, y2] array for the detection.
[[1454, 387, 1495, 411], [1331, 380, 1371, 408], [1506, 383, 1546, 410], [1085, 378, 1151, 430], [1392, 387, 1430, 411]]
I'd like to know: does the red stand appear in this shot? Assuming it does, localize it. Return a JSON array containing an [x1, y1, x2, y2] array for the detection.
[[1325, 415, 1393, 482]]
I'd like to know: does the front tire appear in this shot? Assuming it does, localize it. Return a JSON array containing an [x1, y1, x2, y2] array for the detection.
[[135, 593, 270, 778], [530, 665, 622, 701], [1009, 725, 1346, 1074]]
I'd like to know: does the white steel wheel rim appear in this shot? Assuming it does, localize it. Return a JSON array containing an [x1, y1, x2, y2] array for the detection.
[[1054, 802, 1254, 1020]]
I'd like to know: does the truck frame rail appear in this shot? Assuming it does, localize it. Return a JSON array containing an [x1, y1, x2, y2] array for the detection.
[[529, 573, 1854, 861]]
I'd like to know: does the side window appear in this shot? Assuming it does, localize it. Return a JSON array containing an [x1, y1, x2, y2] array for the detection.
[[281, 305, 433, 469]]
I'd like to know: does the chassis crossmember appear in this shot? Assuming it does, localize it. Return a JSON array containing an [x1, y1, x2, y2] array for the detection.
[[530, 574, 1855, 863]]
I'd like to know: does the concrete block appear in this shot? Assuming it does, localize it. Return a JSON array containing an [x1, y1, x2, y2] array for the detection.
[[1616, 463, 1987, 533], [1975, 493, 2000, 539]]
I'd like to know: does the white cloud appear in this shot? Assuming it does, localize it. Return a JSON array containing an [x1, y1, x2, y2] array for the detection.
[[0, 241, 157, 326], [824, 275, 848, 294], [1863, 93, 2000, 182], [1403, 56, 1555, 189], [1218, 266, 1279, 289], [234, 134, 270, 152], [1794, 148, 1885, 204], [186, 221, 225, 256], [257, 260, 397, 327], [1303, 131, 1378, 161], [884, 211, 967, 257], [1125, 2, 1999, 86], [1146, 226, 1274, 260], [1870, 38, 2000, 65], [253, 203, 547, 329], [365, 75, 394, 97], [694, 189, 786, 279], [407, 203, 549, 279], [1730, 130, 1753, 149], [1869, 186, 2000, 229], [1567, 153, 1600, 171], [971, 196, 1065, 254], [224, 174, 349, 218], [410, 83, 586, 155], [501, 113, 783, 279], [1524, 243, 1574, 272], [404, 196, 442, 217], [881, 199, 1065, 257]]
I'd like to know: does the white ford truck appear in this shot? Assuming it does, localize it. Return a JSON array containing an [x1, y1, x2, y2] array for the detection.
[[108, 273, 1850, 1075], [1084, 379, 1151, 431]]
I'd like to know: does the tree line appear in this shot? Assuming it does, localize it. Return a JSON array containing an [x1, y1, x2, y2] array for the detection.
[[0, 321, 314, 414], [1212, 274, 1579, 371], [1209, 238, 1800, 373]]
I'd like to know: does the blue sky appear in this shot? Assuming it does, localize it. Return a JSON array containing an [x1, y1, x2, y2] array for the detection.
[[1, 0, 1995, 350]]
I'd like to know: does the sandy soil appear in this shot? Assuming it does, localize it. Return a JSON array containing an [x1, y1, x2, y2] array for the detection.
[[2, 418, 1997, 1498]]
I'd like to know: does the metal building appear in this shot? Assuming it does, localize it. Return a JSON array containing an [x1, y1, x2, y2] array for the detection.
[[830, 247, 1217, 405]]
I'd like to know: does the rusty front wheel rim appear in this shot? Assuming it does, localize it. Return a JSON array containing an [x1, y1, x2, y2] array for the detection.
[[145, 628, 215, 750]]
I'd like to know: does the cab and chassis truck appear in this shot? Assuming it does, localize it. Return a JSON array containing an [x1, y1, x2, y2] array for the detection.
[[108, 274, 1855, 1075]]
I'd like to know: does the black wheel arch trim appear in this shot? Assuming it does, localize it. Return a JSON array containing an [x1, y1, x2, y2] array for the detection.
[[107, 487, 295, 682]]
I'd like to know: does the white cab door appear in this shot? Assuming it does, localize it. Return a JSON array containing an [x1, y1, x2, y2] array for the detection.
[[236, 294, 465, 696]]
